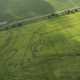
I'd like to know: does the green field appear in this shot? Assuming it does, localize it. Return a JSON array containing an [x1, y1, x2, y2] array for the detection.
[[0, 12, 80, 80], [0, 0, 54, 21], [49, 0, 80, 11], [0, 0, 80, 80], [0, 0, 80, 21]]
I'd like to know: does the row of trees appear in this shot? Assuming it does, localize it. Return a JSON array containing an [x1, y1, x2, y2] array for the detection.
[[63, 8, 80, 15], [48, 8, 80, 18]]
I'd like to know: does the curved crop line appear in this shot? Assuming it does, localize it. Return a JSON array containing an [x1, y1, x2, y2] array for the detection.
[[18, 55, 80, 69], [20, 25, 43, 63], [0, 31, 19, 62]]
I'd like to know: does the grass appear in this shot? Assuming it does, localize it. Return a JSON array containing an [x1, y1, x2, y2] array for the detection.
[[0, 12, 80, 80], [48, 0, 80, 11], [0, 0, 54, 21], [0, 0, 80, 21]]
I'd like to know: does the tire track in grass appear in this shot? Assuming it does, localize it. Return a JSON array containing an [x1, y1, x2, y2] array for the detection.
[[0, 30, 19, 61], [0, 31, 11, 52], [28, 27, 80, 58], [13, 23, 46, 67], [18, 55, 80, 79], [29, 24, 50, 58], [21, 13, 80, 63], [3, 25, 43, 67], [4, 26, 43, 80], [21, 55, 80, 70], [22, 24, 42, 63], [13, 56, 80, 80]]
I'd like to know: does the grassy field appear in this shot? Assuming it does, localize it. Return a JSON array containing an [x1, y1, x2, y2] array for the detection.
[[0, 0, 54, 21], [0, 0, 80, 21], [49, 0, 80, 11], [0, 12, 80, 80], [0, 0, 80, 80]]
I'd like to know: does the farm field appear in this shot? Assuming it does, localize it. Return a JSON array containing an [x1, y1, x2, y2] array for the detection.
[[0, 12, 80, 80], [0, 0, 54, 21], [0, 0, 80, 80], [49, 0, 80, 11], [0, 0, 80, 21]]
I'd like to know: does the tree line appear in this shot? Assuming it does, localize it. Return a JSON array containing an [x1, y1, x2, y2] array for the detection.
[[0, 7, 80, 31]]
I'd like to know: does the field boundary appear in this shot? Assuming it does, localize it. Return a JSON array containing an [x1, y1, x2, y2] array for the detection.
[[0, 7, 80, 31]]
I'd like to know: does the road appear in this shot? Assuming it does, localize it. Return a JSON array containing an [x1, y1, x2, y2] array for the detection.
[[0, 7, 80, 30]]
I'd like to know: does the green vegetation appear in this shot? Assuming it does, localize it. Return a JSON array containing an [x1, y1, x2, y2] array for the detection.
[[0, 0, 80, 21], [0, 0, 54, 21], [0, 12, 80, 80], [49, 0, 80, 11], [0, 0, 80, 80]]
